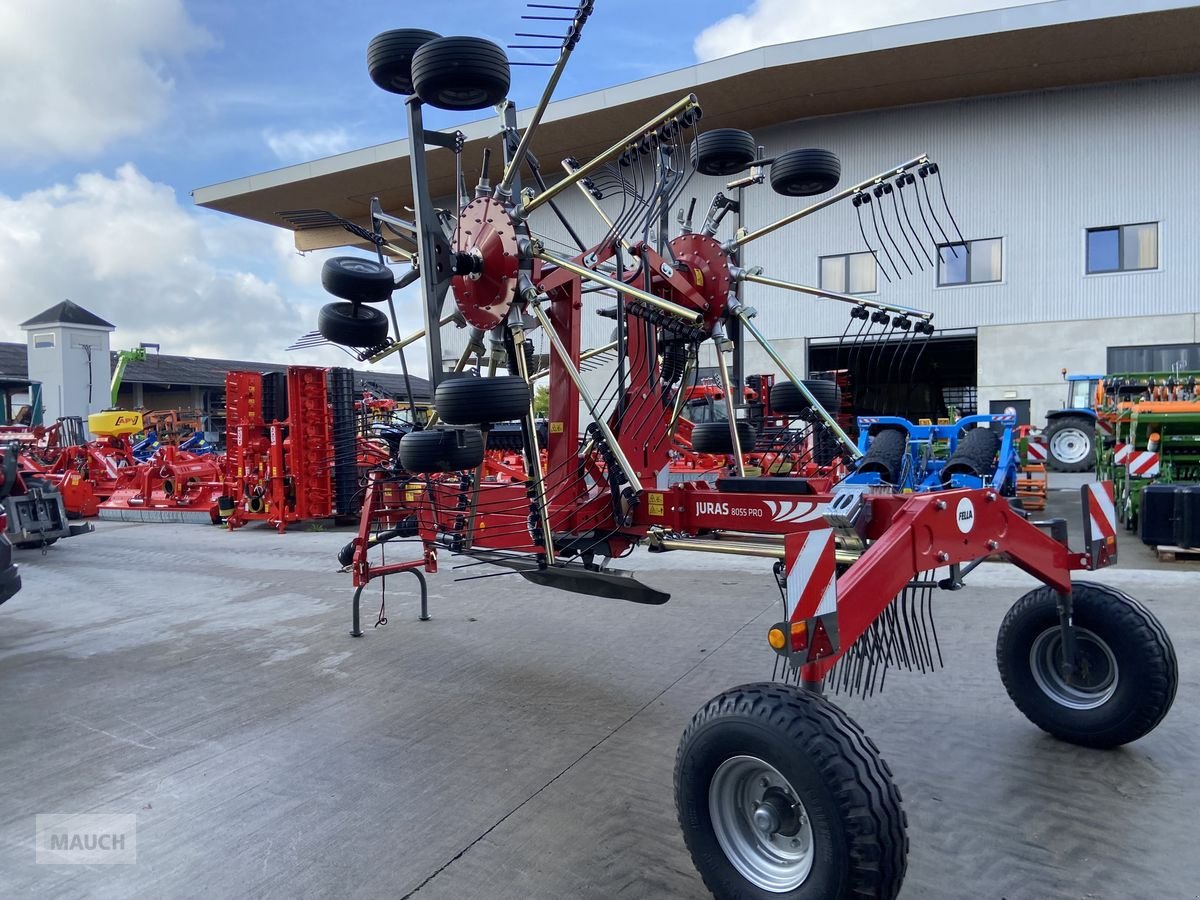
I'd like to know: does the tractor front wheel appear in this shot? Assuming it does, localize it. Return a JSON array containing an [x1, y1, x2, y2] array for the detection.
[[996, 581, 1176, 748], [675, 683, 907, 900], [1043, 415, 1094, 472]]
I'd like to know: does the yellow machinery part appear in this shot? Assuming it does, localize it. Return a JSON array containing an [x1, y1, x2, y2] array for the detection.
[[87, 409, 144, 437]]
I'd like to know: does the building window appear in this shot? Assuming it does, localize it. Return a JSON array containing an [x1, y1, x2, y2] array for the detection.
[[1086, 222, 1157, 274], [33, 332, 55, 349], [819, 251, 877, 294], [937, 238, 1002, 286]]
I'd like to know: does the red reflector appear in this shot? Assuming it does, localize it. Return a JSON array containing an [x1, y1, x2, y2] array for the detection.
[[808, 619, 835, 660]]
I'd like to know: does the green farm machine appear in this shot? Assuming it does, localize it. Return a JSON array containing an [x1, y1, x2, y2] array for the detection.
[[1094, 370, 1200, 542]]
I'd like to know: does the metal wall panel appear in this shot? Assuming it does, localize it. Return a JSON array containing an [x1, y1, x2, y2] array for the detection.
[[442, 74, 1200, 360]]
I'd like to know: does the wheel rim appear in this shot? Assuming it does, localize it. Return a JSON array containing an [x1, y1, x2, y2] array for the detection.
[[708, 755, 814, 892], [1029, 627, 1119, 710], [1049, 427, 1090, 464]]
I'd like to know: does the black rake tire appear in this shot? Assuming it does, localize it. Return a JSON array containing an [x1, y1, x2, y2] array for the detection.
[[691, 421, 757, 455], [411, 36, 511, 111], [675, 683, 907, 900], [434, 375, 530, 425], [770, 149, 841, 197], [996, 581, 1177, 749], [692, 129, 758, 176], [771, 379, 840, 415], [399, 428, 485, 474], [317, 302, 388, 347], [321, 256, 394, 304], [368, 28, 440, 95]]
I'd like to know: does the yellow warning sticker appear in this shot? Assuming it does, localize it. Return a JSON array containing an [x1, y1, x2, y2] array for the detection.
[[550, 421, 564, 434], [648, 492, 664, 517], [406, 487, 422, 503], [693, 269, 705, 287]]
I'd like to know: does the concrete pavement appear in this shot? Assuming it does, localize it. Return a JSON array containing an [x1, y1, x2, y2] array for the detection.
[[0, 520, 1196, 898]]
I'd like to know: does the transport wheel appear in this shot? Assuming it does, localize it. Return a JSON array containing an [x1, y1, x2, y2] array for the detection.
[[321, 257, 394, 304], [675, 683, 907, 900], [411, 36, 510, 111], [399, 428, 485, 473], [691, 421, 757, 454], [770, 379, 840, 415], [434, 375, 530, 425], [691, 129, 758, 176], [770, 149, 841, 197], [1043, 416, 1094, 472], [367, 28, 440, 95], [996, 581, 1177, 748], [317, 302, 389, 347]]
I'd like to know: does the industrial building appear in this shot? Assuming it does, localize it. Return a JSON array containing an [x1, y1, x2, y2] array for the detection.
[[195, 0, 1200, 424]]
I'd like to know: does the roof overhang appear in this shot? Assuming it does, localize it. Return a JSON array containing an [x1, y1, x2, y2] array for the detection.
[[193, 0, 1200, 251]]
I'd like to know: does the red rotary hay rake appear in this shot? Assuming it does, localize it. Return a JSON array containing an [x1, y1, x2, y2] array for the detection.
[[302, 5, 1177, 896]]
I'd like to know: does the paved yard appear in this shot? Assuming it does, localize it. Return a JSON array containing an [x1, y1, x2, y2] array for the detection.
[[0, 518, 1196, 899]]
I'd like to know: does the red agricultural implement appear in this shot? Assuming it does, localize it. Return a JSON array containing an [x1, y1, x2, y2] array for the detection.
[[298, 6, 1177, 897]]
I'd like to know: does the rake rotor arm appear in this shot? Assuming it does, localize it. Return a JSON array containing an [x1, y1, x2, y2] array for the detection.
[[527, 302, 644, 494], [519, 93, 701, 217], [727, 154, 929, 251], [366, 312, 460, 364], [737, 271, 933, 321], [531, 246, 703, 324]]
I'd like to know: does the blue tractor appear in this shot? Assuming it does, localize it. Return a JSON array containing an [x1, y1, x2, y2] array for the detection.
[[1044, 371, 1101, 472]]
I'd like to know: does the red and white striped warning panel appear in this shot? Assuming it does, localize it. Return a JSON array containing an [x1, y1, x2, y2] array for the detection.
[[1112, 443, 1131, 465], [1126, 451, 1160, 477], [784, 528, 837, 621], [1096, 418, 1115, 437], [1085, 481, 1117, 545], [1026, 437, 1048, 462]]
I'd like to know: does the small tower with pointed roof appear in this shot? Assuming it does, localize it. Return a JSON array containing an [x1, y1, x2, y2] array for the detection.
[[20, 300, 116, 427]]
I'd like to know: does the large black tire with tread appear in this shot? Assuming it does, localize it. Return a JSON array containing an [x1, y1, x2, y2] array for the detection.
[[676, 683, 907, 900], [1043, 415, 1094, 473], [321, 256, 394, 304], [771, 379, 840, 415], [692, 129, 757, 176], [368, 29, 440, 95], [940, 426, 1000, 482], [435, 375, 529, 425], [996, 581, 1177, 748], [691, 421, 756, 455], [411, 36, 511, 111], [770, 149, 841, 197], [317, 302, 388, 347], [399, 428, 485, 474]]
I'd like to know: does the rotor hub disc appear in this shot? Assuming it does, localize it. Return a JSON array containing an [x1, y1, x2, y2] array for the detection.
[[451, 197, 521, 330], [669, 232, 731, 328]]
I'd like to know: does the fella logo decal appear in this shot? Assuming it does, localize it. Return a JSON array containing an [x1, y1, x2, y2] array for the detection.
[[955, 497, 975, 534]]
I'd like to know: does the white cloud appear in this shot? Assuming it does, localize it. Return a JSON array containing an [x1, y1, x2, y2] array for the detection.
[[263, 128, 354, 164], [694, 0, 1043, 61], [0, 0, 211, 161], [0, 164, 428, 371]]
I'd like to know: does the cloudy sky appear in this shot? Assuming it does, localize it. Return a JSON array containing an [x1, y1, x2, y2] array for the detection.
[[0, 0, 1039, 372]]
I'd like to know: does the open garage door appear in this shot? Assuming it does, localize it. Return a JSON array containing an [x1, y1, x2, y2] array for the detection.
[[809, 330, 976, 423]]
